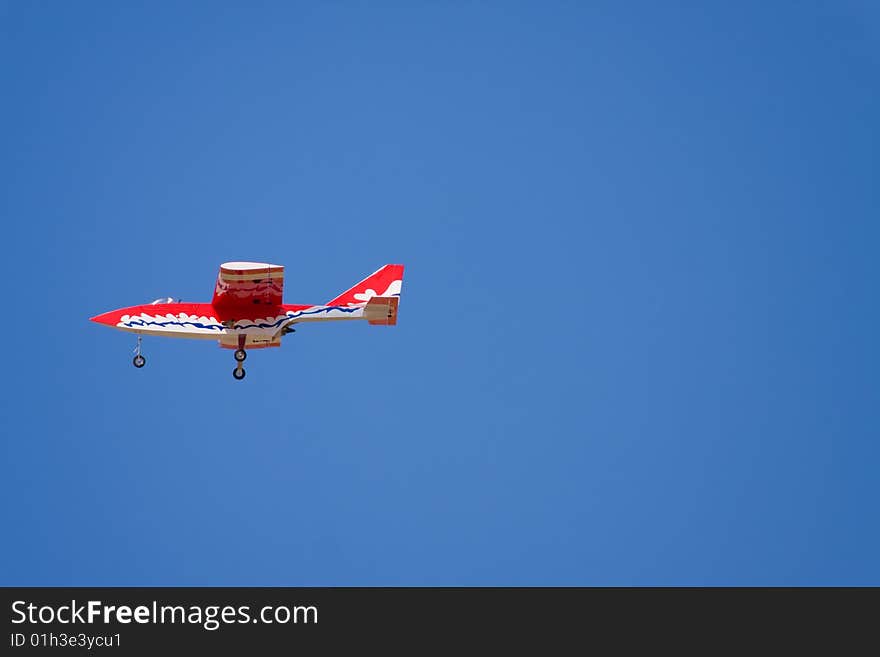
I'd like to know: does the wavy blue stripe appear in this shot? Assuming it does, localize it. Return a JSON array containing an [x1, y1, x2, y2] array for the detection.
[[121, 305, 363, 331], [233, 305, 362, 329], [230, 316, 294, 330], [123, 318, 225, 331]]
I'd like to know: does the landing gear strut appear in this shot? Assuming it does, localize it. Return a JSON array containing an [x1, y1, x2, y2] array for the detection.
[[232, 337, 247, 380], [132, 335, 146, 368]]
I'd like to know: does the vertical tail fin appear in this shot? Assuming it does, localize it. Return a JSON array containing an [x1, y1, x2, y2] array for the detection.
[[326, 264, 404, 306]]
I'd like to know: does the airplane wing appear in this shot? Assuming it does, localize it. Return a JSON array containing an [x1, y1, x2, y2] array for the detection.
[[211, 261, 284, 311]]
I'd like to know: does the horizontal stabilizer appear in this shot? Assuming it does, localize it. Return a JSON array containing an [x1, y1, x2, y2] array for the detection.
[[364, 295, 399, 325]]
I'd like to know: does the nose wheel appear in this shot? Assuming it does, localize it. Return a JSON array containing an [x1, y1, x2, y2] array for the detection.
[[132, 335, 146, 368], [233, 366, 246, 380]]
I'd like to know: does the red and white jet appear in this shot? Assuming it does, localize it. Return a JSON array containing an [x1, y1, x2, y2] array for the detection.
[[90, 262, 404, 380]]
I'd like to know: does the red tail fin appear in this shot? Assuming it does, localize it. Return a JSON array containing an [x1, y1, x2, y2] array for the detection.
[[326, 264, 404, 306]]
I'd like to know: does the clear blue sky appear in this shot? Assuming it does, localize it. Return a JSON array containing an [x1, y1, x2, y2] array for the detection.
[[2, 1, 878, 585]]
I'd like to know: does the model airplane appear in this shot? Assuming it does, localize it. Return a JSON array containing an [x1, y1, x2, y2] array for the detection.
[[90, 262, 404, 380]]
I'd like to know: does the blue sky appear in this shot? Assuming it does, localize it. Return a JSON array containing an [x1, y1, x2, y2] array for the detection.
[[1, 1, 878, 585]]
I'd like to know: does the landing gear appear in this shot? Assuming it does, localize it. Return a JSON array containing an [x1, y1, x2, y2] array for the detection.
[[132, 335, 146, 368], [232, 339, 247, 380]]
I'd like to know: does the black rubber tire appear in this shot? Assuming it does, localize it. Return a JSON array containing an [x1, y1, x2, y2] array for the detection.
[[133, 355, 146, 368], [234, 349, 247, 362], [233, 367, 246, 380]]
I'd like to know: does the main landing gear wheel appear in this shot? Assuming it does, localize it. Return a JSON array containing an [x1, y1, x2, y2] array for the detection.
[[233, 367, 246, 380], [234, 349, 247, 362]]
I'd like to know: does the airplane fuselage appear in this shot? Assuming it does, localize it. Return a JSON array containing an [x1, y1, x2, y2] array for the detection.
[[91, 301, 368, 348]]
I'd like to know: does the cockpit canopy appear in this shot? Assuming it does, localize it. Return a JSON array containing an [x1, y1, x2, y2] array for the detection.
[[150, 297, 179, 305]]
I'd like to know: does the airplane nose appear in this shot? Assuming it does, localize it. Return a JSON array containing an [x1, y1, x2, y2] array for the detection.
[[90, 310, 120, 325]]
